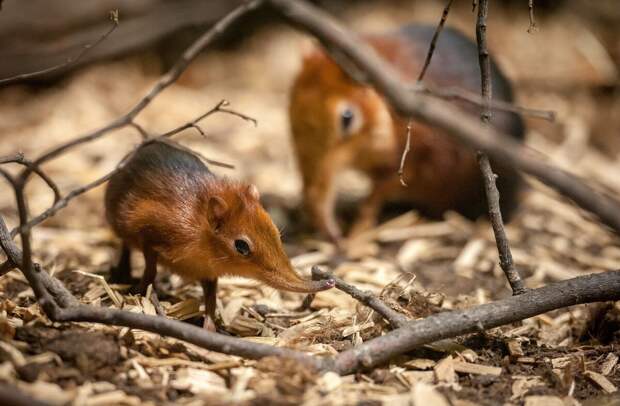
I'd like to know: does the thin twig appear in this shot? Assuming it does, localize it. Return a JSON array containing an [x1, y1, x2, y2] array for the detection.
[[475, 0, 526, 295], [267, 0, 620, 236], [0, 11, 119, 86], [400, 0, 454, 187], [398, 120, 413, 186], [161, 139, 235, 170], [158, 99, 256, 139], [475, 0, 492, 123], [311, 266, 408, 328], [1, 177, 59, 316], [413, 82, 555, 121], [0, 153, 25, 164], [130, 121, 150, 139], [477, 153, 526, 294], [528, 0, 538, 33], [417, 0, 454, 82]]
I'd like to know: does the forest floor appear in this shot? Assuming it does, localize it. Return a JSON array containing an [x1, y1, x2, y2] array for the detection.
[[0, 1, 619, 405]]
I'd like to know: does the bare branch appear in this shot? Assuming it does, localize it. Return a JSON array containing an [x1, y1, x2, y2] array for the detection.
[[0, 187, 60, 316], [266, 0, 620, 237], [0, 12, 119, 86], [475, 0, 492, 123], [332, 270, 620, 374], [0, 153, 25, 164], [475, 0, 526, 295], [414, 82, 555, 121], [400, 0, 453, 186], [30, 0, 262, 167], [129, 121, 150, 139], [477, 153, 526, 294], [311, 266, 408, 328], [158, 99, 256, 139]]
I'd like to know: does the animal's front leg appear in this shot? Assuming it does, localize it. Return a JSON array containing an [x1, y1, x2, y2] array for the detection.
[[201, 278, 218, 332], [348, 178, 395, 238], [306, 173, 343, 245]]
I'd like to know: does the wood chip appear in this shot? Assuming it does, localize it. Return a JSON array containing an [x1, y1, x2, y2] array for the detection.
[[378, 222, 456, 243], [397, 240, 437, 271], [401, 370, 435, 384], [411, 382, 450, 406], [342, 321, 374, 338], [585, 370, 618, 394], [507, 339, 524, 357], [434, 356, 456, 384], [74, 270, 123, 308], [452, 360, 502, 376], [512, 376, 545, 400], [403, 358, 436, 370], [551, 356, 572, 369], [317, 371, 342, 393], [171, 367, 227, 395], [454, 239, 486, 274], [600, 352, 618, 376]]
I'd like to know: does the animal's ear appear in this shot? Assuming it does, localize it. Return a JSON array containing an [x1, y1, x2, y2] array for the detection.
[[246, 184, 260, 201], [207, 196, 228, 231]]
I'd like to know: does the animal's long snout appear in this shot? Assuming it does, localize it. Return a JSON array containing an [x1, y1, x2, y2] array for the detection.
[[266, 266, 335, 293]]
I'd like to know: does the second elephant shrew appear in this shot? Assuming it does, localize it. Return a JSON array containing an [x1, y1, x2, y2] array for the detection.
[[105, 141, 334, 331], [289, 24, 525, 242]]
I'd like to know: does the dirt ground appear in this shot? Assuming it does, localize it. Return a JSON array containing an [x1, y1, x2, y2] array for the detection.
[[0, 1, 619, 405]]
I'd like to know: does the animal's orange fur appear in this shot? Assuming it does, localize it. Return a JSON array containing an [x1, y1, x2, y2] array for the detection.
[[105, 141, 333, 329]]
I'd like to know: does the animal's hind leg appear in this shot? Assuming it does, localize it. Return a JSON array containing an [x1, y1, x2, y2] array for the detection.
[[108, 244, 133, 284], [132, 244, 158, 295]]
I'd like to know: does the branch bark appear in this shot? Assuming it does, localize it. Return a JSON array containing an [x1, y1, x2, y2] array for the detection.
[[266, 0, 620, 237], [475, 0, 526, 295], [417, 0, 454, 82], [332, 270, 620, 374], [311, 266, 409, 328]]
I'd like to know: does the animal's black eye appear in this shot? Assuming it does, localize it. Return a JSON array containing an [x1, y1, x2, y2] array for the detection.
[[341, 108, 354, 133], [234, 239, 251, 256]]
